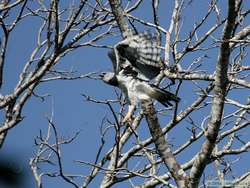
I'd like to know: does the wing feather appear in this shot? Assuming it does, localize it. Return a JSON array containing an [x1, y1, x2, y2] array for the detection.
[[113, 32, 162, 80]]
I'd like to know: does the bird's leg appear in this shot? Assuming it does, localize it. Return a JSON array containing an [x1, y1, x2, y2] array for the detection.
[[122, 105, 135, 124]]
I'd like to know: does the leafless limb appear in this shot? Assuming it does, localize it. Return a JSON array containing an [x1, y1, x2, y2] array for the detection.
[[30, 117, 81, 188], [1, 0, 250, 187]]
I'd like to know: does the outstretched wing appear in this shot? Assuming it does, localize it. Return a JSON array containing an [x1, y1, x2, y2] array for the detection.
[[114, 32, 163, 80], [108, 49, 151, 80], [107, 50, 130, 74], [117, 32, 162, 67]]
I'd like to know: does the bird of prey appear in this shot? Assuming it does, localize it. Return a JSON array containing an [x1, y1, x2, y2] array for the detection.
[[101, 32, 179, 123], [111, 32, 163, 80], [100, 68, 180, 123]]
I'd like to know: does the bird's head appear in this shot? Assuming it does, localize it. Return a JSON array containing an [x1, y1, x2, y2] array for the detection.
[[99, 72, 118, 86]]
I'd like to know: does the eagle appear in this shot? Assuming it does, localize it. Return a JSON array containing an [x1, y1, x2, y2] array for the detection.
[[101, 32, 180, 123]]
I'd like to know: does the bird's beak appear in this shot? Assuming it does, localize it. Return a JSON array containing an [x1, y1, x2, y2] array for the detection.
[[98, 72, 105, 79]]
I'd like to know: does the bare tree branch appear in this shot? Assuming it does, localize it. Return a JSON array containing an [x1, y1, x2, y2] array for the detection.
[[141, 100, 189, 188], [190, 0, 237, 186]]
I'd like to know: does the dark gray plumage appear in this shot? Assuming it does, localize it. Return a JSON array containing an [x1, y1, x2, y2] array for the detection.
[[112, 32, 163, 80], [108, 49, 161, 80]]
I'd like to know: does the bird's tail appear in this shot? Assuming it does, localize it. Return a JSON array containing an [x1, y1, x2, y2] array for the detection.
[[148, 84, 180, 107]]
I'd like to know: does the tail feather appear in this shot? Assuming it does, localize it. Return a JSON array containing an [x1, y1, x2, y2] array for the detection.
[[149, 84, 180, 107]]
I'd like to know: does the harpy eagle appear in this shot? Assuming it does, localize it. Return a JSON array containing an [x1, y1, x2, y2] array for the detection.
[[100, 32, 180, 123]]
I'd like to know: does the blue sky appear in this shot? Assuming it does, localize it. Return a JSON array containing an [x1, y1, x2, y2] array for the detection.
[[0, 1, 249, 187]]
